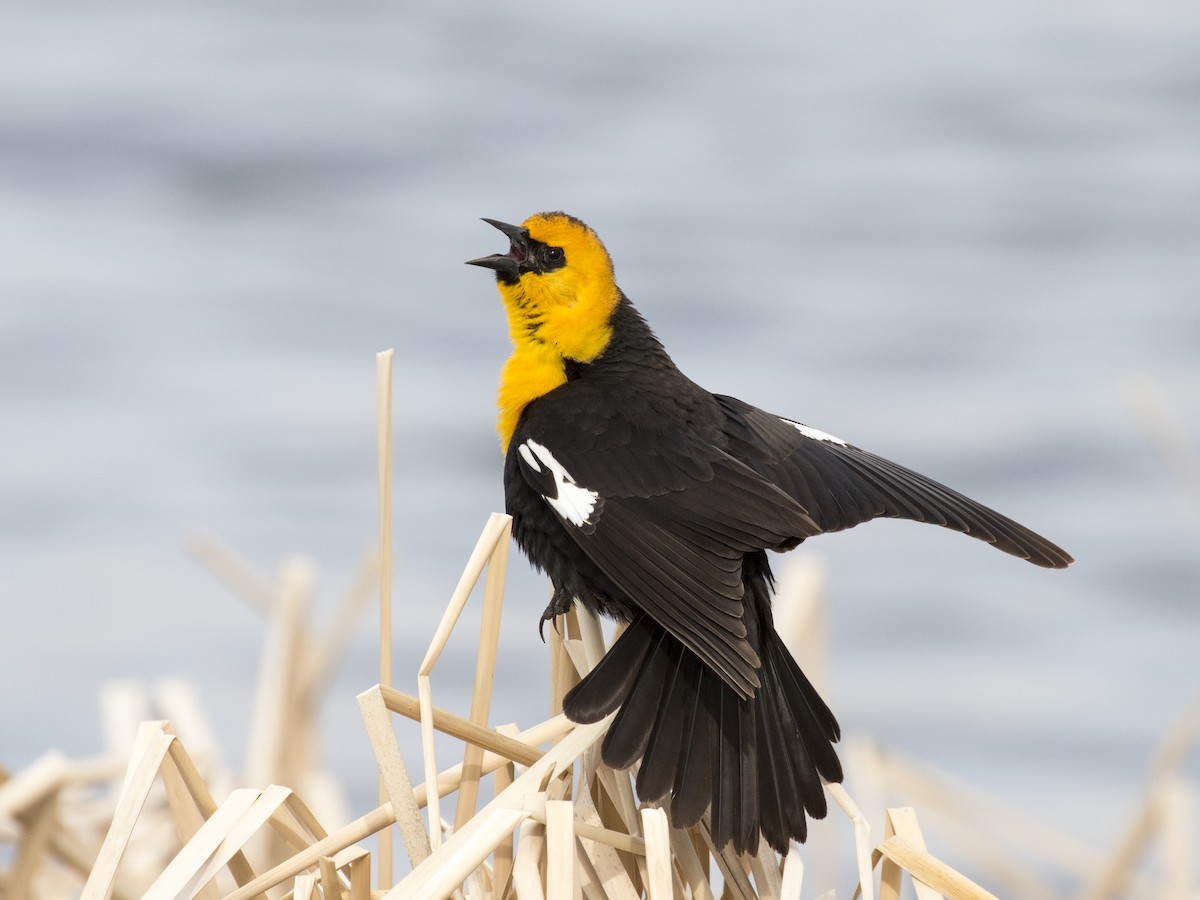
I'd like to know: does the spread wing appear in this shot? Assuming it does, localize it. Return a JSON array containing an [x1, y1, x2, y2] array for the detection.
[[510, 417, 821, 699], [714, 394, 1073, 568]]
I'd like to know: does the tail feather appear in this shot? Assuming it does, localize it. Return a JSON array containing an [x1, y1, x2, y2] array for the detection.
[[735, 690, 759, 851], [561, 614, 656, 723], [756, 623, 844, 851], [601, 626, 670, 769], [773, 645, 842, 781], [761, 630, 833, 825], [756, 715, 794, 844], [670, 665, 712, 826], [561, 555, 843, 854], [710, 686, 746, 850], [636, 643, 690, 801]]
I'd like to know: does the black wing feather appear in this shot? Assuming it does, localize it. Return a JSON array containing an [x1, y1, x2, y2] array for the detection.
[[512, 406, 821, 698], [714, 394, 1073, 568]]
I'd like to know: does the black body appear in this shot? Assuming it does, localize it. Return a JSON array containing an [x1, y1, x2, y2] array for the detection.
[[502, 294, 1070, 852]]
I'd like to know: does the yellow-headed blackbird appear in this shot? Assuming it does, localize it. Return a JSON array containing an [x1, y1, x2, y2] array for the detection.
[[467, 212, 1072, 854]]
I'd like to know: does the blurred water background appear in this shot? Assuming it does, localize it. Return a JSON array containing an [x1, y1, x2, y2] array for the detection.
[[2, 0, 1198, 884]]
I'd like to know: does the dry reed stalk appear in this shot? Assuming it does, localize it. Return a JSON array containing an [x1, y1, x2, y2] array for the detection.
[[876, 807, 937, 900], [378, 348, 396, 886], [545, 799, 578, 898], [141, 786, 273, 899], [748, 835, 784, 898], [244, 558, 311, 789], [827, 781, 874, 900], [0, 751, 69, 821], [79, 723, 175, 900], [639, 807, 673, 898], [357, 685, 431, 869], [185, 533, 276, 616], [511, 814, 546, 900], [848, 742, 1065, 895], [489, 724, 519, 899], [5, 545, 372, 899], [222, 805, 397, 900], [378, 687, 544, 767], [857, 737, 1190, 899], [454, 515, 510, 831], [876, 836, 998, 900], [384, 716, 615, 900], [416, 511, 513, 853], [780, 845, 804, 898], [219, 694, 568, 900], [332, 843, 373, 898], [9, 792, 57, 898]]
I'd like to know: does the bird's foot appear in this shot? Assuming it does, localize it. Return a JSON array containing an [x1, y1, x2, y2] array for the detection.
[[538, 587, 574, 641]]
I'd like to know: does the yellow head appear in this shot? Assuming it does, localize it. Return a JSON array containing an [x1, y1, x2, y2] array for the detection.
[[468, 212, 622, 449]]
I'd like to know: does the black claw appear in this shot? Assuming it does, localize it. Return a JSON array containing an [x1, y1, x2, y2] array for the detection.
[[538, 587, 575, 641]]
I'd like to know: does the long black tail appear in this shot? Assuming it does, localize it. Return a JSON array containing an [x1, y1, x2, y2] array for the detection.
[[562, 553, 842, 854]]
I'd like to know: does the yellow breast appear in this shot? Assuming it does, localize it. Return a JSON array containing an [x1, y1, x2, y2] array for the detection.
[[497, 342, 568, 452]]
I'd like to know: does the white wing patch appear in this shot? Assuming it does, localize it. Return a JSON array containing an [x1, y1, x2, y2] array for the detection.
[[517, 439, 601, 528], [781, 418, 848, 446]]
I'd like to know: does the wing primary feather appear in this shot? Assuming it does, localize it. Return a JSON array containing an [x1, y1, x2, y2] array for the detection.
[[839, 448, 1073, 567]]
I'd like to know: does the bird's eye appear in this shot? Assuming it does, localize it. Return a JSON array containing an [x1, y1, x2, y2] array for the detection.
[[545, 246, 565, 264]]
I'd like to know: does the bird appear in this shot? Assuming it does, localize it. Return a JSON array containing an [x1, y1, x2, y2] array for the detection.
[[466, 211, 1072, 855]]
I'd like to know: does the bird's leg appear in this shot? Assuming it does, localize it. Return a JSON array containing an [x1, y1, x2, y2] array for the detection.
[[539, 584, 575, 641]]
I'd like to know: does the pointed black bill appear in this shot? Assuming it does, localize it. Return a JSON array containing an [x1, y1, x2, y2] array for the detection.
[[480, 218, 528, 242], [466, 217, 529, 279], [465, 252, 520, 277]]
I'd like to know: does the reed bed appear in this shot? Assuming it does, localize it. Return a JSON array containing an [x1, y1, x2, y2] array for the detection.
[[2, 363, 1195, 898], [5, 507, 1197, 898]]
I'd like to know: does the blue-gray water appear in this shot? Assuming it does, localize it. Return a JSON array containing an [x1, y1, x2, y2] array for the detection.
[[3, 0, 1198, 885]]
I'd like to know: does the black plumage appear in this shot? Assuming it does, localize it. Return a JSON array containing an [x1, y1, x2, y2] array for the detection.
[[471, 212, 1072, 854]]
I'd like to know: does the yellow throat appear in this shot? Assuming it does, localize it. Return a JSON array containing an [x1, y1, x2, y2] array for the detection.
[[493, 213, 620, 451]]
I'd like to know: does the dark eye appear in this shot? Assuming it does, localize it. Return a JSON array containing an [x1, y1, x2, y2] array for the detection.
[[545, 246, 565, 264]]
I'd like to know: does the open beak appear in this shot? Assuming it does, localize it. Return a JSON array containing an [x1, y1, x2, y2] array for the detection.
[[465, 218, 530, 279]]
